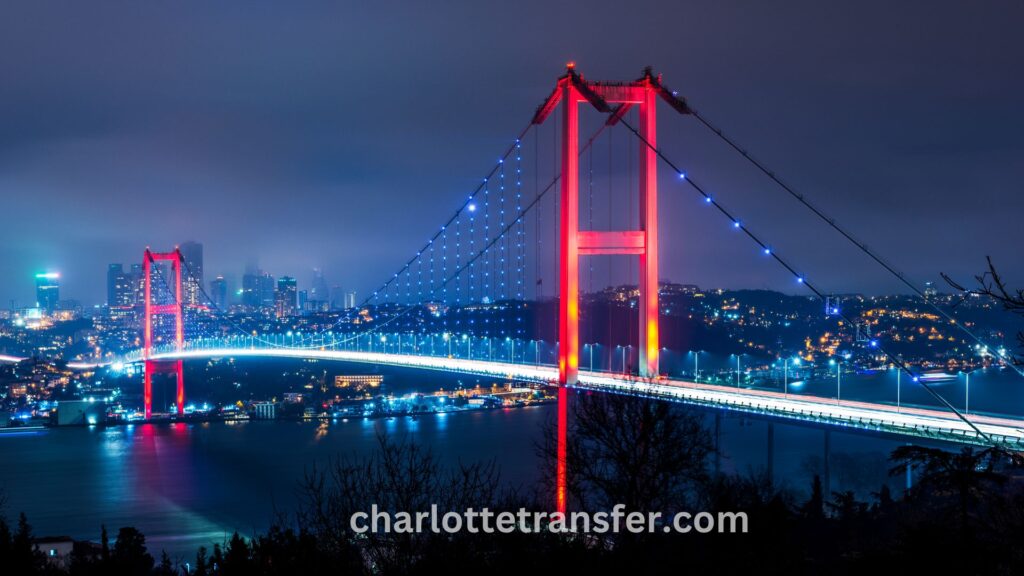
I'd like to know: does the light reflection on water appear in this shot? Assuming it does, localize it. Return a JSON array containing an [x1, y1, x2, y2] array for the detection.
[[4, 365, 1021, 559], [1, 408, 550, 558]]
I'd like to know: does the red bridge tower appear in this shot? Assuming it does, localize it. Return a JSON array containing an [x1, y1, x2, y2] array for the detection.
[[142, 248, 186, 419], [533, 65, 690, 512]]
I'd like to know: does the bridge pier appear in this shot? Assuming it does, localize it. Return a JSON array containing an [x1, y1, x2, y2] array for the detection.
[[823, 429, 831, 497], [904, 442, 913, 493], [144, 359, 184, 419], [714, 411, 721, 475], [767, 422, 774, 484], [556, 387, 568, 513]]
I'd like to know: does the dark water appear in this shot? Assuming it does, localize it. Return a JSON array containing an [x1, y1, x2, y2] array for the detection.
[[0, 409, 549, 558], [2, 360, 1020, 560]]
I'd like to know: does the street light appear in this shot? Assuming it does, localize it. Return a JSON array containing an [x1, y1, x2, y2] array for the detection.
[[895, 365, 901, 412], [961, 367, 984, 415], [784, 356, 801, 397], [829, 356, 845, 403], [966, 370, 971, 415]]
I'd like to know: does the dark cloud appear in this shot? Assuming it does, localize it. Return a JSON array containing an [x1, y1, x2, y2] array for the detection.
[[1, 0, 1022, 305]]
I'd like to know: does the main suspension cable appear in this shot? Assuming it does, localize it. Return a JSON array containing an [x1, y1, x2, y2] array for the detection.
[[688, 108, 1022, 379]]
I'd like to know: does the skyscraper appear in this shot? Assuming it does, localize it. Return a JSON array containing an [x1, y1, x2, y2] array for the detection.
[[107, 264, 123, 306], [130, 263, 143, 306], [309, 268, 329, 311], [258, 273, 276, 310], [110, 266, 137, 307], [179, 241, 204, 306], [344, 291, 356, 310], [35, 273, 60, 312], [242, 270, 261, 309], [330, 285, 345, 310], [275, 276, 297, 318], [210, 276, 228, 310]]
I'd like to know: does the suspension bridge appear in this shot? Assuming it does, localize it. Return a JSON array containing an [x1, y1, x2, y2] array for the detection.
[[6, 66, 1022, 512]]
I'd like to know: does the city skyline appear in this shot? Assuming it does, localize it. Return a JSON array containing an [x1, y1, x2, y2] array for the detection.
[[7, 250, 970, 312], [2, 1, 1023, 306]]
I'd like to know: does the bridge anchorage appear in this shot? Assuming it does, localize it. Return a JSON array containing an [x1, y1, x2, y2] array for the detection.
[[142, 247, 186, 419], [533, 64, 690, 512]]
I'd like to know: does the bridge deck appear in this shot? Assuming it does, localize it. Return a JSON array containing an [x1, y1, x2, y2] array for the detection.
[[143, 347, 1024, 448]]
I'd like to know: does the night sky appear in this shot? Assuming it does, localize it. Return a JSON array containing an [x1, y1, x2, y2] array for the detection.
[[2, 1, 1022, 306]]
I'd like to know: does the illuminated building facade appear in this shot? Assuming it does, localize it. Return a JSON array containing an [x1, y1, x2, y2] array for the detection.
[[35, 273, 60, 312], [275, 276, 297, 318]]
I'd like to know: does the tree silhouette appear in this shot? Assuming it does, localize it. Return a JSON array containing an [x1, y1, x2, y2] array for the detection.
[[152, 551, 176, 576], [194, 546, 209, 576], [110, 527, 154, 576], [943, 256, 1024, 362], [220, 532, 254, 576], [297, 433, 500, 574], [538, 391, 713, 514], [11, 513, 48, 575], [890, 445, 1013, 535], [0, 515, 12, 566], [801, 474, 825, 521]]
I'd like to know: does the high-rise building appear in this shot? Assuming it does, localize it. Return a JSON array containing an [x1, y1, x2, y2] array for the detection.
[[309, 268, 329, 310], [129, 263, 143, 306], [275, 276, 297, 318], [111, 266, 137, 307], [344, 291, 357, 310], [107, 264, 123, 306], [242, 271, 261, 309], [210, 276, 228, 310], [258, 273, 276, 310], [179, 241, 204, 306], [35, 273, 60, 312], [330, 285, 345, 310], [298, 290, 309, 313]]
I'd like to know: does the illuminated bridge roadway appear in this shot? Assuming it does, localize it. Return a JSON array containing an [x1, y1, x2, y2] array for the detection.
[[114, 339, 1024, 449]]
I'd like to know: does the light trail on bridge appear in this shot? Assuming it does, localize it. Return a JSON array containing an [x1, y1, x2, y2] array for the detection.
[[139, 346, 1024, 448], [0, 353, 105, 371]]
